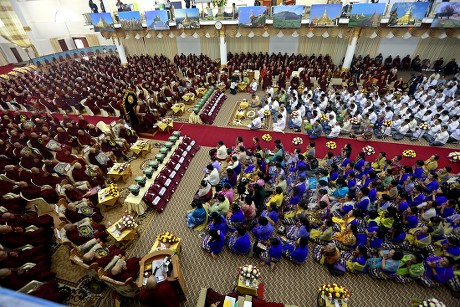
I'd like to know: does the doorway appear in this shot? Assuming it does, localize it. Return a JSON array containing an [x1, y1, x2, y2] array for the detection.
[[10, 47, 23, 62], [73, 37, 89, 49], [58, 39, 69, 51]]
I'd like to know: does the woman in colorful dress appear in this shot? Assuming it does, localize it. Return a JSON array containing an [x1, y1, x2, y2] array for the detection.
[[202, 229, 225, 259], [226, 227, 251, 255]]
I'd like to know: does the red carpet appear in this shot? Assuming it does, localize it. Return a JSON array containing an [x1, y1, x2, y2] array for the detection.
[[0, 64, 15, 75], [148, 122, 460, 172]]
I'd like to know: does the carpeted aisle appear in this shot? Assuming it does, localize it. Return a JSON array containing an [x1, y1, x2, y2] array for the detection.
[[149, 123, 460, 172]]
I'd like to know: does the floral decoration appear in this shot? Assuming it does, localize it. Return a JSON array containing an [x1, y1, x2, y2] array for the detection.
[[239, 264, 260, 281], [292, 137, 303, 146], [320, 114, 328, 121], [157, 231, 179, 244], [263, 110, 271, 116], [319, 283, 350, 300], [383, 120, 393, 127], [109, 183, 118, 196], [291, 111, 300, 118], [419, 123, 430, 130], [350, 117, 359, 125], [326, 141, 337, 150], [402, 149, 416, 158], [120, 214, 135, 229], [411, 298, 446, 307], [448, 152, 460, 162], [362, 145, 375, 156], [262, 134, 272, 142]]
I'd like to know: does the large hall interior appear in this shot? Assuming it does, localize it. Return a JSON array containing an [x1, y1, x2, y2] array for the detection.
[[0, 0, 459, 306]]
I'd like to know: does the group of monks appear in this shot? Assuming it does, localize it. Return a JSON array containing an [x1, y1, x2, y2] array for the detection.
[[0, 109, 147, 302]]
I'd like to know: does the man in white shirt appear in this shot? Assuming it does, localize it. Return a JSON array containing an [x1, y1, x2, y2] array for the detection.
[[392, 120, 410, 140], [288, 110, 302, 132], [326, 122, 341, 139], [248, 115, 262, 130], [368, 111, 378, 125], [272, 114, 286, 133], [428, 126, 449, 146]]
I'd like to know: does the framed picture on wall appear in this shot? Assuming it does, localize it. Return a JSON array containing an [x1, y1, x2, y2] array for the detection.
[[273, 5, 304, 29], [118, 11, 143, 30], [90, 13, 114, 32], [348, 3, 386, 28], [145, 10, 170, 30], [238, 6, 267, 28], [309, 4, 342, 27], [175, 8, 200, 29], [387, 2, 430, 27], [431, 2, 460, 28]]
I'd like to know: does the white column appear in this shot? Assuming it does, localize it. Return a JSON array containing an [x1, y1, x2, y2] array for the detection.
[[219, 29, 227, 67], [342, 29, 360, 70], [115, 39, 128, 65]]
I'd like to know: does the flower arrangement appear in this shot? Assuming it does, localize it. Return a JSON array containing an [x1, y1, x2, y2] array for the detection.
[[137, 141, 148, 149], [162, 118, 172, 125], [319, 283, 350, 300], [292, 137, 303, 146], [157, 231, 179, 244], [363, 145, 375, 156], [116, 162, 128, 172], [403, 149, 416, 158], [411, 298, 446, 307], [263, 110, 271, 116], [320, 114, 328, 121], [448, 152, 460, 162], [120, 214, 135, 229], [291, 111, 299, 118], [419, 123, 430, 130], [326, 141, 337, 150], [109, 183, 118, 196], [262, 134, 272, 142], [239, 264, 260, 281], [350, 117, 360, 125], [383, 120, 393, 127]]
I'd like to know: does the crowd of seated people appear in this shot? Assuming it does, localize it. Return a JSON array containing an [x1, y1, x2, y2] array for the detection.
[[0, 53, 223, 133], [244, 53, 459, 144], [186, 136, 459, 296], [0, 109, 146, 301]]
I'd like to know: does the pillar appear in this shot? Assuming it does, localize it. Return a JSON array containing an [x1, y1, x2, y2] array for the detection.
[[342, 29, 360, 71], [115, 38, 128, 65], [219, 28, 227, 67]]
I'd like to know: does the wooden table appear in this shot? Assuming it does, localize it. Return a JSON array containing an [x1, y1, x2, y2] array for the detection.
[[130, 140, 151, 158], [238, 82, 248, 92], [239, 100, 249, 110], [97, 185, 120, 209], [137, 250, 186, 298], [107, 218, 140, 248], [156, 120, 174, 133], [171, 103, 186, 115], [107, 163, 132, 183], [235, 273, 259, 297], [195, 87, 207, 97], [182, 93, 195, 104], [149, 238, 182, 254], [217, 84, 226, 91]]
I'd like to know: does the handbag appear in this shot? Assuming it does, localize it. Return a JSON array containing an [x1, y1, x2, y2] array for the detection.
[[328, 262, 346, 276]]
